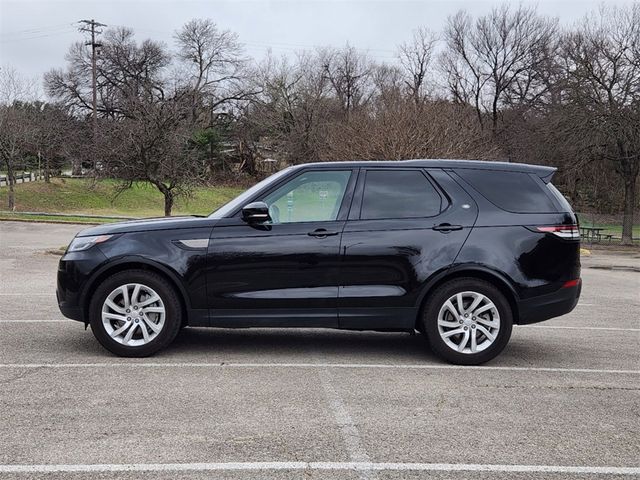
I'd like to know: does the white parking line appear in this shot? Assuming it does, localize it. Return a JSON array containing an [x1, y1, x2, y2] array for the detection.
[[0, 320, 64, 323], [317, 366, 375, 480], [0, 293, 52, 296], [0, 461, 637, 475], [520, 325, 639, 332], [0, 362, 637, 375]]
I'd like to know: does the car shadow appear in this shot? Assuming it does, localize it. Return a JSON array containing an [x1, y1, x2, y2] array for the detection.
[[165, 327, 435, 362], [54, 324, 557, 366]]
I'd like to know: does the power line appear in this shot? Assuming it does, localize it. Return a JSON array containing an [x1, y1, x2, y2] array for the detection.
[[0, 23, 75, 36], [0, 27, 77, 44], [245, 40, 397, 55], [243, 43, 399, 61]]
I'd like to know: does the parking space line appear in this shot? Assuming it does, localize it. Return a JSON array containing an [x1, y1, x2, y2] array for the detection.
[[520, 325, 639, 332], [317, 366, 375, 480], [0, 362, 637, 375], [0, 461, 637, 474], [0, 293, 52, 296], [0, 320, 64, 323]]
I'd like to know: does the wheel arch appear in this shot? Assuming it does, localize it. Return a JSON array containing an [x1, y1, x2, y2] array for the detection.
[[81, 256, 190, 325], [415, 265, 520, 329]]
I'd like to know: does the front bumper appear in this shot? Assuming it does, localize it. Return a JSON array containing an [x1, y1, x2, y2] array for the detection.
[[516, 279, 582, 324], [56, 249, 108, 323]]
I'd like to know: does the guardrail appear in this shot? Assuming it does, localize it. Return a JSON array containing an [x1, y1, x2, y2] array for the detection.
[[0, 172, 43, 187]]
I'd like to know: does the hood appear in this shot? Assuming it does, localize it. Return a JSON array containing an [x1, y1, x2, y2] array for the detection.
[[77, 215, 217, 237]]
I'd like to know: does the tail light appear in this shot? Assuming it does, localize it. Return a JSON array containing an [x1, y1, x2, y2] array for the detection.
[[534, 225, 580, 240]]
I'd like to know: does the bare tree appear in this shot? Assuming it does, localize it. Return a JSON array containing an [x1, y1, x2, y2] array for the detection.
[[441, 4, 558, 134], [561, 4, 640, 244], [24, 102, 78, 182], [46, 23, 255, 215], [101, 97, 200, 216], [174, 19, 252, 110], [397, 27, 438, 104], [322, 97, 498, 161], [0, 67, 37, 209], [320, 45, 374, 118], [243, 52, 331, 164]]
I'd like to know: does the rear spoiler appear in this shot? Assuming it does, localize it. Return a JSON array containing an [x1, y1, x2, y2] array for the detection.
[[538, 167, 558, 183], [536, 167, 557, 184]]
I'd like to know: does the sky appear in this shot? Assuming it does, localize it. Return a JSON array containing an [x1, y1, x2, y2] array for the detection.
[[0, 0, 636, 93]]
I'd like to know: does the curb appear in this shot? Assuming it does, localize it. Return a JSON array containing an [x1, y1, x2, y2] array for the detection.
[[0, 217, 101, 226], [0, 211, 137, 220]]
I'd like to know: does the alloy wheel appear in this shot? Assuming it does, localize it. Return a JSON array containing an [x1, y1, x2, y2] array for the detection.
[[101, 283, 166, 346], [437, 290, 500, 354]]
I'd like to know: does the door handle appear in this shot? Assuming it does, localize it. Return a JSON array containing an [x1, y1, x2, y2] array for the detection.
[[432, 223, 463, 232], [308, 228, 340, 238]]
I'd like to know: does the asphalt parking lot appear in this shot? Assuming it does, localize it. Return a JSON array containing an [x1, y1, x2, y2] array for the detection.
[[0, 221, 638, 479]]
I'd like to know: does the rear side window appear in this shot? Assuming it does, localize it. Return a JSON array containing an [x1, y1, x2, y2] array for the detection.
[[456, 169, 556, 213], [547, 183, 573, 212], [361, 170, 442, 220]]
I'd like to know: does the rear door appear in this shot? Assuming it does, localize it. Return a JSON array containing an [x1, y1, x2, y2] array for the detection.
[[338, 168, 478, 329]]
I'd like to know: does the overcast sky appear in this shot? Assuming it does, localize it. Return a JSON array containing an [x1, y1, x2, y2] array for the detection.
[[0, 0, 636, 90]]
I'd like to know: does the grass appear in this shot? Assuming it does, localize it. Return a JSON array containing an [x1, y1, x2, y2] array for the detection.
[[1, 178, 244, 218]]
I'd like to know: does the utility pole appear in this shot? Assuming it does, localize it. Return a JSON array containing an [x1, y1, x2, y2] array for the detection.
[[78, 19, 106, 141], [78, 19, 106, 174]]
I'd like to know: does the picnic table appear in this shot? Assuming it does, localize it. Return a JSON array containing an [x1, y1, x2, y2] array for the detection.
[[580, 226, 609, 242]]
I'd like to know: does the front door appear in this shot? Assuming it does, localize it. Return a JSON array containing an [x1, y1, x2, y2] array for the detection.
[[207, 169, 355, 327]]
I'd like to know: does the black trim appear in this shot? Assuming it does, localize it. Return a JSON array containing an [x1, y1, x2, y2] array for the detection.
[[416, 265, 520, 307], [517, 282, 581, 324], [208, 308, 337, 328], [80, 256, 193, 313], [58, 304, 83, 322]]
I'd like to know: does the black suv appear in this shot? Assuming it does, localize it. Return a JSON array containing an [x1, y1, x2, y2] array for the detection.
[[57, 160, 581, 364]]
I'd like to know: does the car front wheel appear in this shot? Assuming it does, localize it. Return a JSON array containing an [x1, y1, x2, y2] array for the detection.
[[422, 278, 513, 365], [89, 270, 182, 357]]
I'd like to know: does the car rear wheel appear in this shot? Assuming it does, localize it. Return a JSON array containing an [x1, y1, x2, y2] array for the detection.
[[89, 270, 182, 357], [422, 278, 513, 365]]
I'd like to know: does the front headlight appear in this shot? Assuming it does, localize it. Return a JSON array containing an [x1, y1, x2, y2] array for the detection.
[[67, 234, 114, 252]]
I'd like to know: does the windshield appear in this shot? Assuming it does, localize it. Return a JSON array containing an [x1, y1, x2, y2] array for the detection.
[[208, 167, 294, 219]]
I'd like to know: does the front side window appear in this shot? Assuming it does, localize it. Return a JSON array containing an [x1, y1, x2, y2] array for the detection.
[[262, 170, 352, 224], [361, 170, 442, 220]]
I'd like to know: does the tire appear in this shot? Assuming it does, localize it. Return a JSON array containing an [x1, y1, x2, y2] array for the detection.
[[89, 270, 182, 357], [421, 278, 513, 365]]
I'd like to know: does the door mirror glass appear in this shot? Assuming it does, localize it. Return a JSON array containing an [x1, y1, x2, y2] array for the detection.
[[242, 201, 271, 223]]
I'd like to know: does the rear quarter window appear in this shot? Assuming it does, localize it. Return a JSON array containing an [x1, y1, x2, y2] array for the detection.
[[546, 183, 574, 213], [456, 169, 557, 213]]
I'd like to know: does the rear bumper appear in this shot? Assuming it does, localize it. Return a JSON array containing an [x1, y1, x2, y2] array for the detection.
[[516, 280, 581, 324]]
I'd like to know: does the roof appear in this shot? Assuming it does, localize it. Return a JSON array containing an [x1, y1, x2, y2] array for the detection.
[[297, 159, 556, 179]]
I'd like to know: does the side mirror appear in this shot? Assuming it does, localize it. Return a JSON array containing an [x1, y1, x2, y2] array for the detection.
[[242, 201, 271, 223]]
